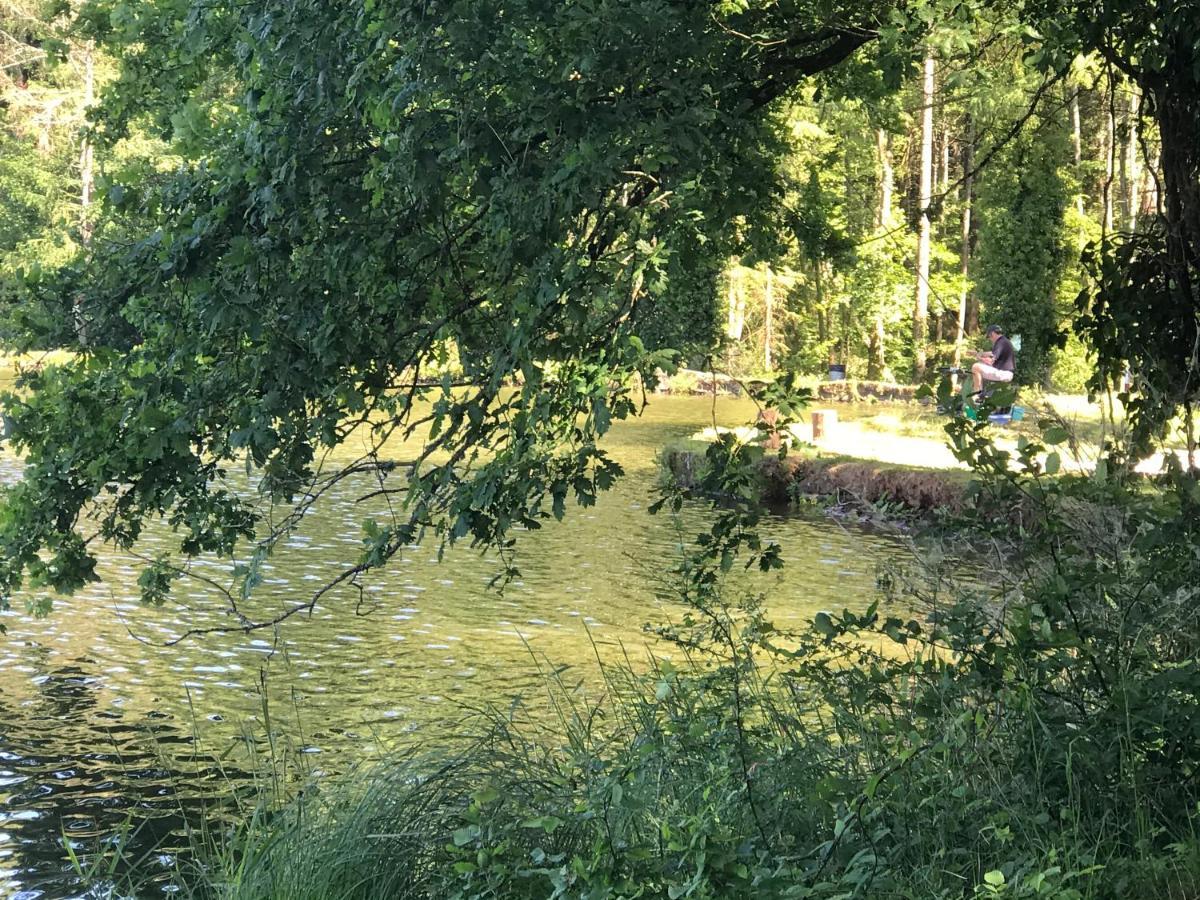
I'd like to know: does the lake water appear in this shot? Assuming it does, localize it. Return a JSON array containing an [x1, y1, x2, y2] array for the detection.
[[0, 395, 912, 897]]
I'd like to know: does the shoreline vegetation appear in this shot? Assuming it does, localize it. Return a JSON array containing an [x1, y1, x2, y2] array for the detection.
[[39, 378, 1200, 899], [656, 373, 1194, 527], [662, 442, 968, 520]]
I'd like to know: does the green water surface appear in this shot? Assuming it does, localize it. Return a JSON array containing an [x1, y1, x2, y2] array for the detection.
[[0, 395, 911, 895]]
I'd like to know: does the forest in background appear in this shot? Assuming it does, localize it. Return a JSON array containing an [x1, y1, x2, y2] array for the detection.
[[701, 46, 1152, 391]]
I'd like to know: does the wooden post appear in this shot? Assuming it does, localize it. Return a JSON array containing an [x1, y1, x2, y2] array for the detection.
[[811, 409, 837, 442]]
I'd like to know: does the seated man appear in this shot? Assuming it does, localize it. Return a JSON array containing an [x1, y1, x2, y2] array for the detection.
[[971, 325, 1015, 397]]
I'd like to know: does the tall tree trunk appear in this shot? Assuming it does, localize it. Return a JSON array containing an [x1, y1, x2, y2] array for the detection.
[[1144, 146, 1161, 218], [931, 130, 941, 194], [814, 259, 827, 344], [763, 264, 774, 372], [725, 264, 745, 341], [913, 52, 935, 380], [75, 41, 95, 346], [872, 128, 895, 381], [876, 128, 894, 228], [1126, 88, 1141, 232], [868, 316, 887, 381], [79, 43, 95, 245], [940, 126, 951, 194], [955, 116, 975, 365], [839, 300, 851, 367], [1151, 91, 1200, 465], [1103, 78, 1117, 235], [1071, 87, 1086, 220]]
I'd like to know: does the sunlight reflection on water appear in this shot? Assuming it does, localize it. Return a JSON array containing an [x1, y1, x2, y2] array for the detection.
[[0, 395, 914, 895]]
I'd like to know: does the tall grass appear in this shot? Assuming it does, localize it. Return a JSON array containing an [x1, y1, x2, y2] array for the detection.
[[152, 601, 1200, 900]]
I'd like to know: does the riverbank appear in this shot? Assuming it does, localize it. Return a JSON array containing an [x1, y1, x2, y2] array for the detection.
[[661, 441, 969, 524], [659, 386, 1192, 523]]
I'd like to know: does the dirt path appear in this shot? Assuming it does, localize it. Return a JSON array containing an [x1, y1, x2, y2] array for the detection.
[[695, 401, 1191, 477], [803, 421, 967, 470]]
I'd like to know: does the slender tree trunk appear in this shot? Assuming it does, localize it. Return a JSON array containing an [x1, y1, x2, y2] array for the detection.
[[1118, 111, 1130, 225], [1071, 88, 1086, 220], [872, 128, 895, 381], [1103, 78, 1117, 235], [814, 259, 827, 344], [1126, 88, 1141, 232], [931, 131, 941, 194], [868, 316, 887, 381], [955, 116, 975, 365], [763, 264, 774, 372], [1145, 146, 1161, 218], [876, 129, 894, 228], [725, 264, 745, 341], [840, 300, 851, 367], [940, 126, 951, 194], [966, 292, 981, 337], [80, 44, 95, 244], [1150, 90, 1200, 466], [75, 41, 96, 346], [913, 52, 935, 380]]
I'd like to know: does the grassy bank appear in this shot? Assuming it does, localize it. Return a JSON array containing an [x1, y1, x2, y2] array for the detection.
[[160, 578, 1200, 899]]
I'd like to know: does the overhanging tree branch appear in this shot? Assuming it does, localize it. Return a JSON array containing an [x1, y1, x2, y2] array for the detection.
[[747, 29, 875, 109]]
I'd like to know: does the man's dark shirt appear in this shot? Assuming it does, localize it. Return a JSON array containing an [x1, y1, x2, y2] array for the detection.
[[991, 335, 1015, 372]]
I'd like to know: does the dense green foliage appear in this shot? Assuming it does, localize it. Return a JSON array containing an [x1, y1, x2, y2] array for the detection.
[[1, 0, 1192, 623], [0, 0, 86, 334], [0, 0, 896, 622], [6, 5, 1200, 898], [975, 128, 1072, 385], [1023, 0, 1200, 455], [711, 24, 1124, 391]]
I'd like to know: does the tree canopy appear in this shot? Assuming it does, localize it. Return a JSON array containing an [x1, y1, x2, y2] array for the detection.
[[1023, 0, 1200, 454], [0, 0, 901, 622], [3, 0, 1200, 625]]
